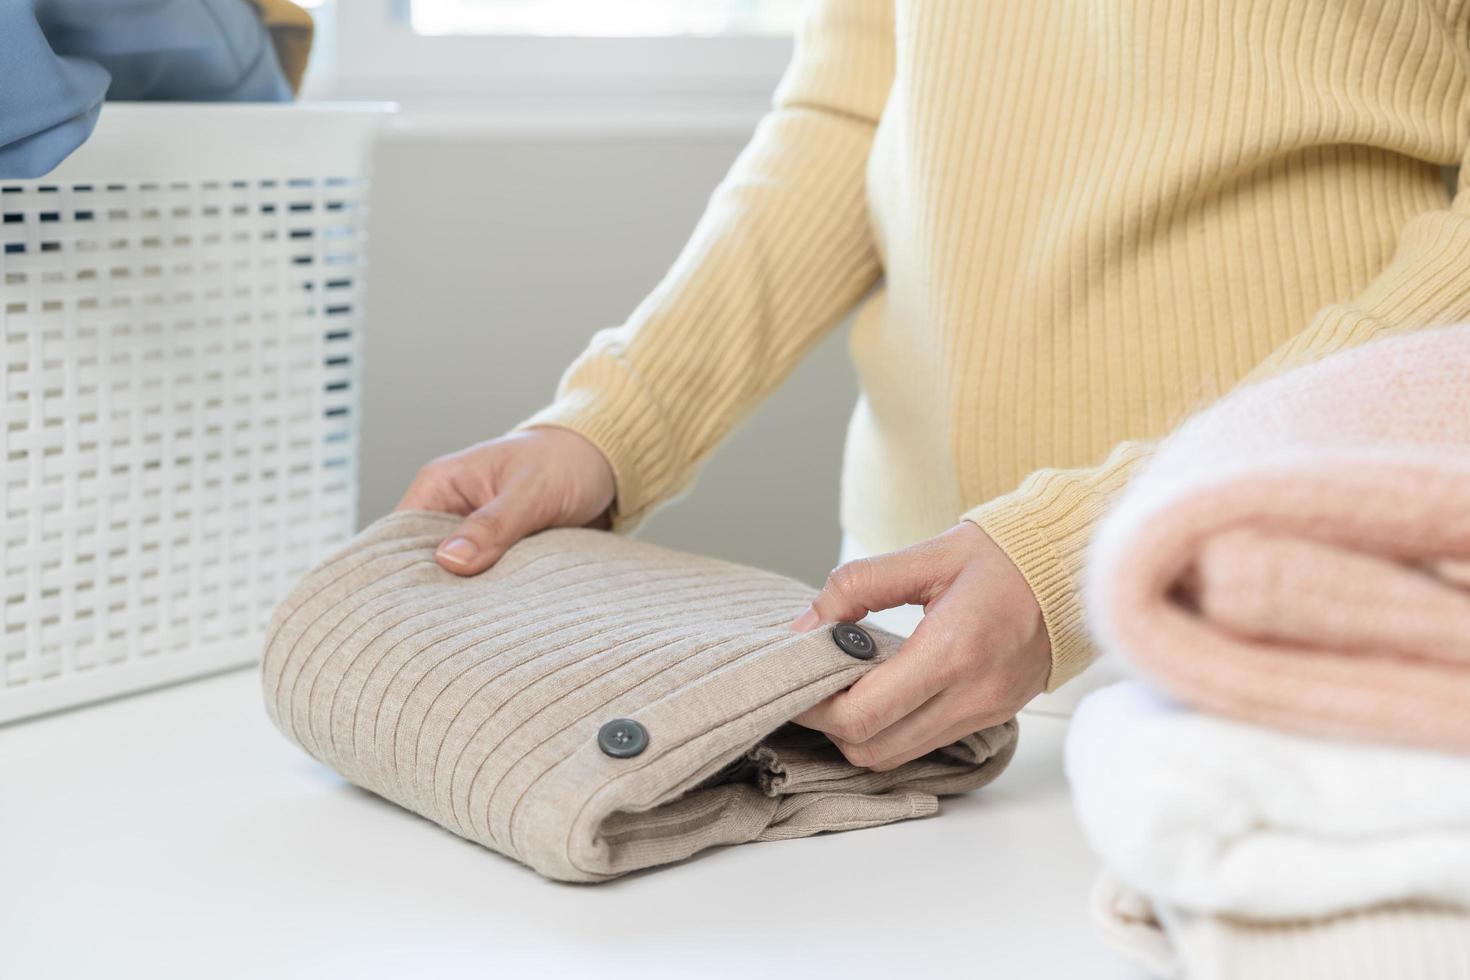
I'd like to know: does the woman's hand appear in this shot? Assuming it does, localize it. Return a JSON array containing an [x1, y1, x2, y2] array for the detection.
[[396, 427, 616, 575], [789, 521, 1051, 770]]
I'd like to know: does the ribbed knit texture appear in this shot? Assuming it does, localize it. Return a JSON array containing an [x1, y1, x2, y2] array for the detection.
[[1093, 873, 1470, 980], [261, 511, 1017, 882], [520, 0, 1470, 689]]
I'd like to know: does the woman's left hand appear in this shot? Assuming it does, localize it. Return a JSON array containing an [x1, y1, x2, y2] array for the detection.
[[789, 521, 1051, 770]]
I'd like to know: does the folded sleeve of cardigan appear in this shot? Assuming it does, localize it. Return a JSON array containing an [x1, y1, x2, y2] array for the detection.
[[517, 0, 895, 529], [968, 145, 1470, 692], [1, 0, 297, 179], [0, 9, 110, 180], [261, 511, 1016, 883], [247, 0, 313, 92]]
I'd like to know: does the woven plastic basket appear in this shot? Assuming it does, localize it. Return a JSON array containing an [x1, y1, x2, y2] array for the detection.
[[0, 103, 391, 722]]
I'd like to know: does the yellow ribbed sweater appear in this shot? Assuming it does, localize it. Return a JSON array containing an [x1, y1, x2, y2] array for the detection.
[[523, 0, 1470, 690]]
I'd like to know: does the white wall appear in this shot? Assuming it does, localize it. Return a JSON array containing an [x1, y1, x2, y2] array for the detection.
[[359, 119, 860, 585]]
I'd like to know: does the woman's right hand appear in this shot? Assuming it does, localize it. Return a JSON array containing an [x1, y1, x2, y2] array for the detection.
[[395, 427, 617, 576]]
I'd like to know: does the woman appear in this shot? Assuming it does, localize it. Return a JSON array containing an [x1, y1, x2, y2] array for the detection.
[[398, 0, 1470, 772]]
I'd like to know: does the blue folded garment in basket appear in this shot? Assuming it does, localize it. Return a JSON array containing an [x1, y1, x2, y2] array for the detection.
[[1, 0, 293, 179]]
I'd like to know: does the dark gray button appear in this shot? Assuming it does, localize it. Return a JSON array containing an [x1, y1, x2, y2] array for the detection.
[[598, 718, 648, 758], [831, 622, 876, 660]]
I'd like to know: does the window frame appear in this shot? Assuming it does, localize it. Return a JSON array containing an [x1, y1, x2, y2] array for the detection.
[[328, 0, 796, 105]]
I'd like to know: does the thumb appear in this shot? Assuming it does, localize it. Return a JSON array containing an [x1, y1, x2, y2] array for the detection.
[[434, 479, 546, 575], [790, 545, 945, 632]]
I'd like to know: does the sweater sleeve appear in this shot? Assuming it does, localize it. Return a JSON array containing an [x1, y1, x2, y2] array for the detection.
[[967, 154, 1470, 692], [517, 1, 895, 529]]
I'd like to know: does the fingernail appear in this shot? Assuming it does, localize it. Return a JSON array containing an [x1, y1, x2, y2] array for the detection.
[[789, 606, 820, 632], [436, 536, 478, 565]]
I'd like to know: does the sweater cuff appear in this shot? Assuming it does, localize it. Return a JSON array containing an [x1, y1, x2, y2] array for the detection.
[[516, 370, 676, 534], [962, 442, 1151, 691]]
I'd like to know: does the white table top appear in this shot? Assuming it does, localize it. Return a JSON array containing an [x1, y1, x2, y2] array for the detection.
[[2, 669, 1144, 979]]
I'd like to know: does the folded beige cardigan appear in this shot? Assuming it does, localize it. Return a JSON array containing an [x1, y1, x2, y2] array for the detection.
[[1092, 872, 1470, 980], [261, 512, 1017, 882]]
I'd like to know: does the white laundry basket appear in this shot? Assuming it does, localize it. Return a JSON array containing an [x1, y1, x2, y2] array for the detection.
[[0, 103, 392, 722]]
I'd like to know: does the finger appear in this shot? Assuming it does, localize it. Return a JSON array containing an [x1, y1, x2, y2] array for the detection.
[[839, 709, 997, 773], [395, 473, 443, 512], [791, 611, 953, 742], [790, 544, 948, 632], [828, 691, 960, 770], [434, 476, 545, 575], [395, 463, 474, 514]]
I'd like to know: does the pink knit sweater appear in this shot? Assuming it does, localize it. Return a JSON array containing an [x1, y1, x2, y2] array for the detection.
[[1087, 325, 1470, 751]]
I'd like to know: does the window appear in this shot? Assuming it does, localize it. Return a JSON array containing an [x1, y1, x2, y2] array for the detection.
[[312, 0, 797, 110], [410, 0, 802, 37]]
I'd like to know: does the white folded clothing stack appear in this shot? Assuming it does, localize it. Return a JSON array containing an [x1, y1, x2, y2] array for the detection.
[[1066, 682, 1470, 980]]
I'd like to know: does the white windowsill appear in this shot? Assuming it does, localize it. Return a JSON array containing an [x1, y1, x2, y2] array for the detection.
[[292, 0, 794, 138], [300, 5, 791, 133]]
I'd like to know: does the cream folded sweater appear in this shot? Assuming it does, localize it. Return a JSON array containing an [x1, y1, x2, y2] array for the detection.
[[261, 512, 1016, 882], [1092, 872, 1470, 980], [521, 0, 1470, 690]]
